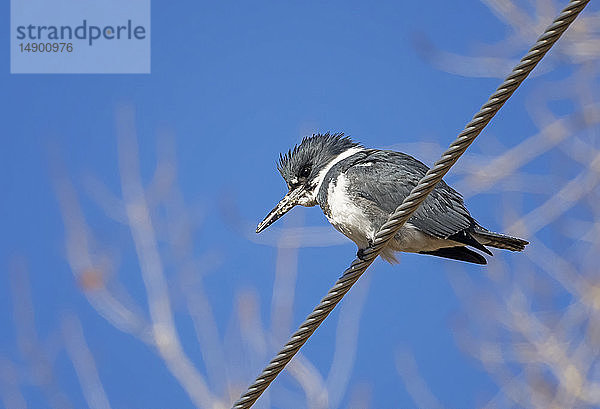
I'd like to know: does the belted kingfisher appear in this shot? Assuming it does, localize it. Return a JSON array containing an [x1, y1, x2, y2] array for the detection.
[[256, 133, 528, 264]]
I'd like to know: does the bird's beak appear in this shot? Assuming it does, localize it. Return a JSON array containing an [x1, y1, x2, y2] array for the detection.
[[256, 187, 304, 233]]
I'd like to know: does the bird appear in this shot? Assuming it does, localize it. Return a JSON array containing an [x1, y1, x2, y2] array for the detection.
[[256, 132, 528, 265]]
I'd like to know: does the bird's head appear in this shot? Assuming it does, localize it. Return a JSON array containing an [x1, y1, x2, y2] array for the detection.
[[256, 132, 361, 233]]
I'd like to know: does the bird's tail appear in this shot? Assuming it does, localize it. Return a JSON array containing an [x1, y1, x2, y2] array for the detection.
[[472, 227, 528, 252]]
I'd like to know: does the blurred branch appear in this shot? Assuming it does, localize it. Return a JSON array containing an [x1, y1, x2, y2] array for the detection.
[[287, 355, 328, 409], [82, 173, 128, 224], [62, 314, 112, 409], [8, 259, 75, 409], [270, 214, 302, 343], [325, 275, 370, 409], [153, 132, 231, 400], [414, 0, 600, 79], [395, 348, 445, 409], [53, 162, 153, 343], [509, 152, 600, 236], [412, 32, 533, 78], [235, 289, 271, 409], [184, 269, 231, 400], [455, 103, 600, 198], [115, 105, 220, 409]]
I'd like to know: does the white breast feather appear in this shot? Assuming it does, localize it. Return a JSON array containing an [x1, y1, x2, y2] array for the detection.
[[326, 174, 373, 249]]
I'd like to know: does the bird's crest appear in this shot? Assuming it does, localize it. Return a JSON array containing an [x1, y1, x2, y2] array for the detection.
[[277, 132, 361, 182]]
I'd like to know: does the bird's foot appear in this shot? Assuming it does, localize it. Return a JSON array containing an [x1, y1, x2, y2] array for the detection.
[[356, 240, 374, 261], [357, 248, 368, 260]]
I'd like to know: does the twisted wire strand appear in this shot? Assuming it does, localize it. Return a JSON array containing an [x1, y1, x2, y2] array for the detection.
[[233, 1, 590, 407]]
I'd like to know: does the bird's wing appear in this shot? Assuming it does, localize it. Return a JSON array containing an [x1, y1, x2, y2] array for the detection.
[[342, 150, 475, 239]]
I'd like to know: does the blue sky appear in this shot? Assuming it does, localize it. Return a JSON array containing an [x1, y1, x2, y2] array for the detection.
[[2, 1, 597, 408]]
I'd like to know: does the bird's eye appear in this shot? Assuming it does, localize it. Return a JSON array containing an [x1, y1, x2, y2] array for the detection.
[[299, 165, 311, 178]]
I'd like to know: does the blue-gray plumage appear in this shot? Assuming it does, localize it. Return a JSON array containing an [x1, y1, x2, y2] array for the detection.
[[257, 133, 528, 264]]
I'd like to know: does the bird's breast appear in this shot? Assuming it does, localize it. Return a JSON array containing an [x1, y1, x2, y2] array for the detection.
[[322, 173, 374, 249]]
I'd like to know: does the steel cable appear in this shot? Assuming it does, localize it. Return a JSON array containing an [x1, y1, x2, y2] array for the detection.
[[233, 1, 590, 407]]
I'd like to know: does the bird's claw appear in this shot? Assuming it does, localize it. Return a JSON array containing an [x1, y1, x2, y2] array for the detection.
[[357, 239, 375, 261], [356, 248, 368, 260]]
